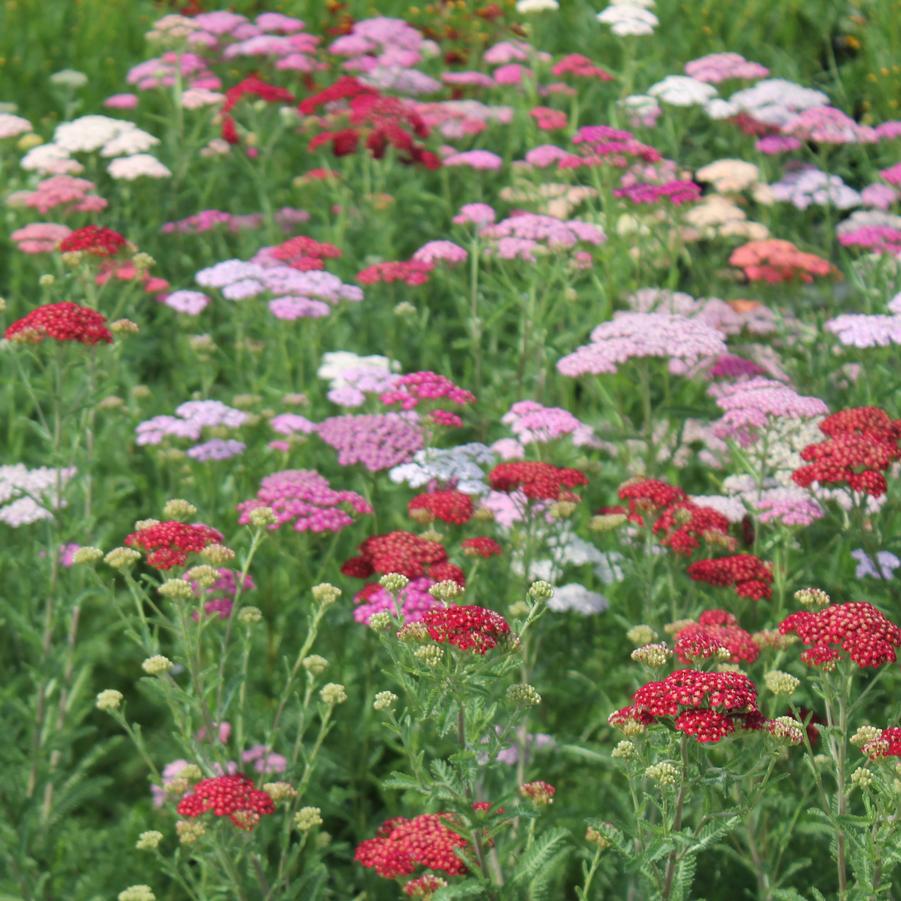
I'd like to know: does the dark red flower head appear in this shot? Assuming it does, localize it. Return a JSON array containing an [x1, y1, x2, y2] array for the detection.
[[4, 301, 113, 345], [674, 610, 759, 664], [611, 668, 761, 743], [618, 478, 687, 517], [687, 554, 774, 600], [779, 601, 900, 669], [408, 490, 474, 525], [342, 530, 457, 582], [461, 536, 503, 558], [176, 773, 275, 830], [124, 520, 224, 570], [355, 813, 469, 879], [489, 461, 588, 501], [792, 407, 900, 498], [422, 604, 511, 654], [59, 225, 127, 257]]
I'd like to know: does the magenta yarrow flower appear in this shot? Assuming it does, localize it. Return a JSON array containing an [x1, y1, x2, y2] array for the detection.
[[237, 469, 372, 533]]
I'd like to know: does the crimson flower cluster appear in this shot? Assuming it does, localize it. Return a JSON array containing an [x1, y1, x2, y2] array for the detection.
[[617, 479, 733, 554], [617, 478, 687, 520], [341, 530, 464, 585], [489, 461, 588, 501], [124, 520, 224, 570], [408, 490, 474, 525], [221, 75, 294, 145], [779, 601, 900, 669], [792, 407, 901, 498], [674, 610, 760, 665], [302, 76, 440, 168], [176, 773, 275, 831], [421, 604, 511, 654], [687, 554, 774, 600], [652, 502, 734, 556], [59, 225, 127, 257], [262, 234, 342, 271], [355, 813, 469, 879], [5, 301, 113, 346], [461, 536, 503, 558], [610, 669, 763, 743]]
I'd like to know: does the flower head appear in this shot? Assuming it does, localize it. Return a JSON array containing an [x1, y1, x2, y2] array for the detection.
[[5, 302, 112, 345], [422, 605, 511, 654], [176, 773, 275, 830]]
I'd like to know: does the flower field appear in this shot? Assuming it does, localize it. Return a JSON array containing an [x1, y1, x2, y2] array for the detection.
[[1, 0, 899, 898]]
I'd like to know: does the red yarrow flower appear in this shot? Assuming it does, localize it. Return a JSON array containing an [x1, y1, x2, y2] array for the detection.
[[779, 601, 901, 669], [408, 490, 474, 525], [342, 530, 461, 582], [489, 461, 588, 501], [461, 536, 503, 558], [687, 554, 774, 600], [176, 773, 275, 830], [610, 668, 761, 743], [59, 225, 127, 257], [4, 301, 113, 345], [221, 75, 294, 145], [792, 406, 901, 498], [618, 478, 687, 519], [355, 813, 469, 879], [675, 610, 760, 664], [422, 604, 511, 654], [357, 260, 434, 286], [652, 502, 734, 555], [124, 520, 224, 570]]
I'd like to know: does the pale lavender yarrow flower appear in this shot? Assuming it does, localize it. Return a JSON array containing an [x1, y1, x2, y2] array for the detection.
[[136, 400, 247, 446], [269, 297, 331, 319], [782, 106, 878, 145], [188, 439, 245, 461], [412, 240, 468, 264], [317, 413, 423, 471], [557, 312, 726, 377], [825, 314, 901, 348], [453, 202, 496, 225], [502, 400, 599, 447], [327, 367, 399, 408], [389, 443, 494, 494], [443, 149, 503, 170], [0, 465, 77, 527], [851, 549, 900, 581], [769, 166, 860, 210], [729, 79, 828, 128], [237, 469, 371, 533], [710, 378, 828, 446], [270, 413, 316, 436], [162, 290, 210, 315], [684, 52, 768, 84]]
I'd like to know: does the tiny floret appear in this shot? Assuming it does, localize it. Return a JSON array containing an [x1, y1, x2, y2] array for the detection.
[[373, 691, 399, 711], [312, 583, 342, 606], [302, 655, 328, 675], [295, 806, 323, 831], [72, 546, 103, 565], [118, 887, 155, 901], [764, 670, 800, 695], [507, 683, 542, 706], [320, 683, 348, 705], [96, 689, 123, 712], [645, 762, 679, 785], [238, 606, 262, 625], [142, 655, 173, 676], [135, 831, 163, 851], [162, 498, 198, 520]]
